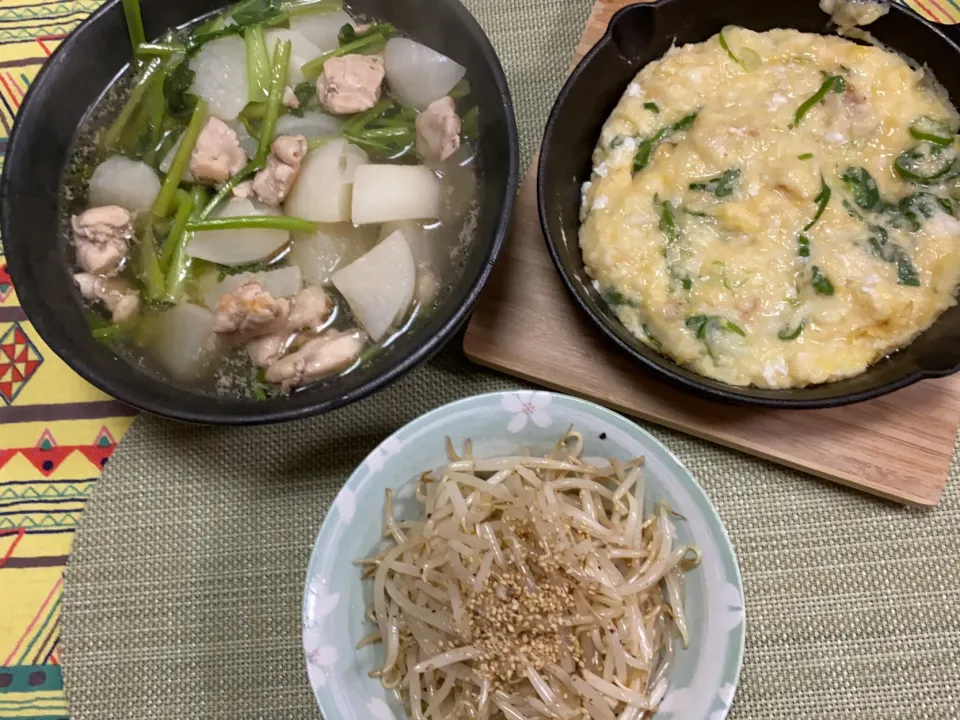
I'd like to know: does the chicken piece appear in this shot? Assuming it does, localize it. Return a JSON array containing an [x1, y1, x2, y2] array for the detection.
[[233, 180, 255, 199], [287, 285, 333, 330], [213, 278, 289, 339], [252, 135, 308, 206], [74, 272, 140, 324], [247, 333, 291, 368], [282, 85, 301, 109], [316, 55, 384, 115], [72, 206, 132, 276], [265, 330, 364, 391], [191, 117, 247, 185], [416, 96, 462, 162]]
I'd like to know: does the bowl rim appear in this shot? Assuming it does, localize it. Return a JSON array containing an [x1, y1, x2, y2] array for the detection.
[[301, 390, 746, 719], [0, 0, 520, 425], [537, 0, 960, 409]]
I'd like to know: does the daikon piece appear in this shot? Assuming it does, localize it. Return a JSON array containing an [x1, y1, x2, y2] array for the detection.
[[289, 10, 352, 52], [332, 230, 416, 341], [203, 265, 303, 310], [285, 138, 369, 223], [190, 36, 250, 120], [88, 156, 161, 213], [352, 165, 442, 225], [275, 111, 343, 139], [384, 38, 466, 110], [265, 29, 322, 86], [151, 303, 225, 380], [290, 223, 379, 287], [380, 220, 437, 269], [187, 198, 290, 266]]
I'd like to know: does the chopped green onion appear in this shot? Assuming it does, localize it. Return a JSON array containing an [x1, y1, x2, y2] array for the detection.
[[185, 216, 318, 233], [718, 26, 761, 71], [778, 321, 804, 340], [657, 196, 679, 245], [797, 233, 811, 258], [633, 112, 698, 174], [689, 168, 741, 198], [865, 224, 921, 286], [798, 153, 814, 160], [895, 143, 957, 185], [643, 102, 660, 113], [909, 116, 957, 147], [804, 175, 831, 231], [791, 73, 845, 128]]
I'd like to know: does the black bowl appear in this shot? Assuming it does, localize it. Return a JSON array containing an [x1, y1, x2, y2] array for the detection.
[[2, 0, 518, 424], [539, 0, 960, 409]]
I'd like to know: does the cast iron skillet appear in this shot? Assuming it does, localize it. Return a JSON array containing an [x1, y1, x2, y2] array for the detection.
[[1, 0, 518, 424], [539, 0, 960, 408]]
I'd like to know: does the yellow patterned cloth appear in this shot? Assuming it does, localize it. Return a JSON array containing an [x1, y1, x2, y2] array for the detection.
[[0, 0, 957, 718]]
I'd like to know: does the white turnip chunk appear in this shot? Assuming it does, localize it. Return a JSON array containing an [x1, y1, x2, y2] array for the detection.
[[289, 10, 351, 52], [285, 138, 369, 223], [88, 156, 161, 213], [265, 29, 322, 85], [202, 265, 303, 310], [379, 221, 437, 268], [332, 230, 415, 341], [275, 111, 342, 139], [190, 36, 250, 120], [384, 38, 466, 110], [151, 303, 225, 380], [351, 165, 442, 225], [290, 223, 378, 286], [187, 198, 290, 266]]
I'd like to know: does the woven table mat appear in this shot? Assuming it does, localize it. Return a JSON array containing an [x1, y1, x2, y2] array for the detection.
[[61, 0, 960, 718]]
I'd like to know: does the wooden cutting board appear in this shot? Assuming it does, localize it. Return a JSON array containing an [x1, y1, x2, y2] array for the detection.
[[464, 0, 960, 506]]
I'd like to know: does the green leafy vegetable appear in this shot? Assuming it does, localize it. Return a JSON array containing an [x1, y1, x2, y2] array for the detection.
[[643, 102, 660, 113], [633, 112, 698, 174], [841, 166, 882, 212], [797, 233, 810, 258], [686, 314, 746, 357], [186, 215, 317, 233], [338, 22, 393, 45], [804, 175, 831, 231], [842, 198, 863, 220], [164, 60, 198, 120], [122, 0, 146, 65], [102, 57, 163, 149], [162, 190, 197, 302], [657, 196, 679, 245], [798, 153, 814, 160], [286, 81, 316, 117], [791, 73, 845, 128], [152, 99, 208, 218], [255, 38, 293, 166], [893, 192, 942, 231], [601, 288, 638, 308], [865, 224, 921, 287], [895, 142, 958, 185], [689, 168, 741, 198], [811, 266, 834, 296], [135, 42, 184, 60], [778, 321, 804, 340]]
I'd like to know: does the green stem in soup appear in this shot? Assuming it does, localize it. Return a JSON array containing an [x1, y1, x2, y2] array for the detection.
[[909, 116, 957, 147], [895, 142, 958, 185], [688, 168, 741, 198], [152, 99, 208, 218], [121, 0, 146, 64], [255, 39, 292, 167], [633, 112, 698, 174], [790, 73, 845, 128], [185, 215, 318, 233], [810, 265, 835, 296], [301, 25, 393, 79], [135, 42, 184, 60], [136, 224, 166, 302], [162, 191, 198, 302], [803, 175, 831, 231], [198, 162, 260, 219], [160, 190, 193, 269], [338, 22, 394, 46], [102, 57, 163, 150], [244, 25, 272, 102]]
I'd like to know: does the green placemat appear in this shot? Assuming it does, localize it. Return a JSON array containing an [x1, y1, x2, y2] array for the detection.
[[61, 0, 960, 717]]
